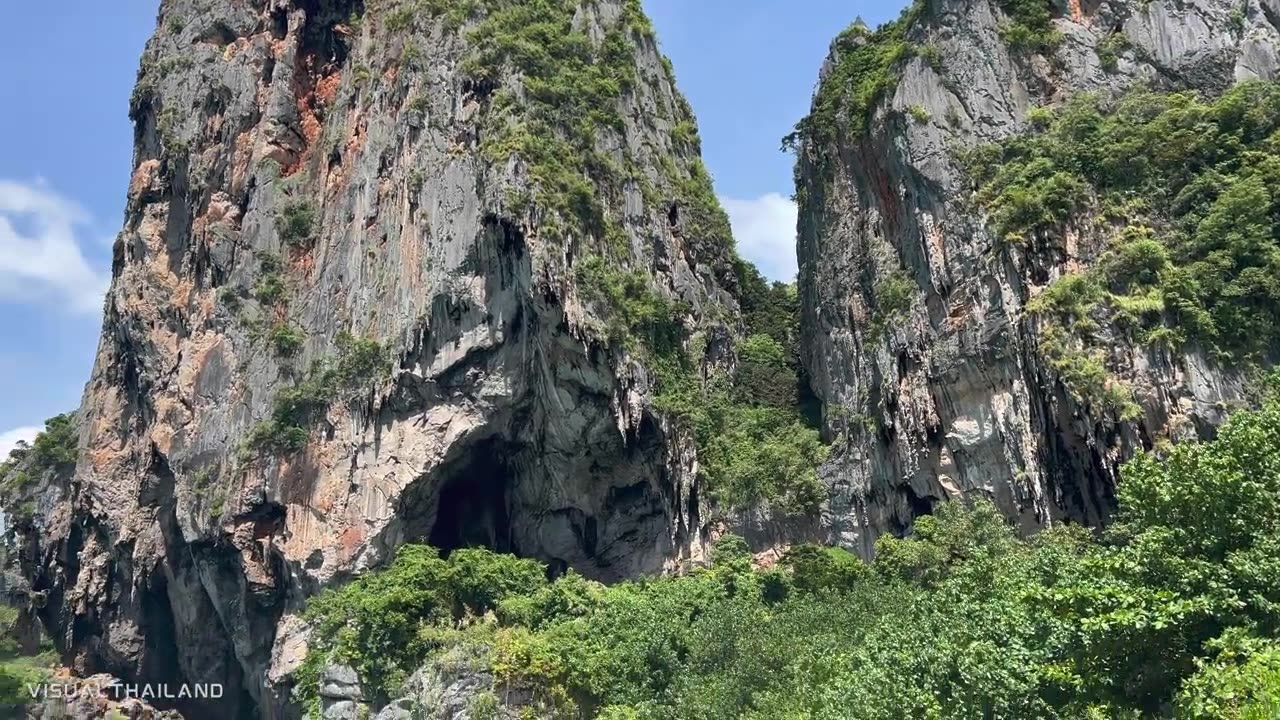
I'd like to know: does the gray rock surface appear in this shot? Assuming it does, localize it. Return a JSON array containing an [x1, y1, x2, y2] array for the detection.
[[308, 646, 546, 720], [5, 1, 738, 717], [370, 646, 544, 720], [319, 664, 362, 701], [795, 0, 1279, 556]]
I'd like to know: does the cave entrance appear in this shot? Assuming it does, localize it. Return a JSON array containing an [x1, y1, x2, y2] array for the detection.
[[427, 439, 516, 555]]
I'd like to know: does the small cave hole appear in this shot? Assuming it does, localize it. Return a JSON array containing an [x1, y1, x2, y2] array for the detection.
[[261, 56, 277, 86], [269, 8, 288, 40], [461, 77, 496, 104], [196, 21, 238, 47], [427, 439, 516, 555], [906, 484, 936, 517]]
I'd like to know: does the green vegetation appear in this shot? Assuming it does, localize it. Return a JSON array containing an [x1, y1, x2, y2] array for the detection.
[[21, 414, 76, 474], [391, 0, 479, 32], [0, 510, 56, 710], [218, 285, 243, 313], [996, 0, 1061, 52], [254, 253, 287, 306], [1097, 32, 1129, 72], [277, 200, 317, 249], [906, 104, 931, 124], [972, 83, 1280, 411], [432, 0, 650, 247], [577, 256, 684, 353], [786, 0, 1059, 148], [694, 400, 828, 513], [871, 269, 916, 333], [271, 323, 306, 358], [0, 605, 55, 714], [643, 262, 825, 513], [371, 0, 813, 511], [1026, 269, 1143, 418], [576, 258, 825, 513], [404, 0, 733, 341], [247, 334, 390, 454], [1230, 4, 1248, 34], [191, 466, 228, 517], [0, 414, 77, 517], [918, 43, 944, 72], [156, 107, 189, 155], [670, 119, 699, 149], [297, 382, 1280, 718], [295, 547, 547, 710], [787, 4, 925, 146]]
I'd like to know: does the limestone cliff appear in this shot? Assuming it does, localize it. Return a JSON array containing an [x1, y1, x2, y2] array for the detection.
[[794, 0, 1280, 555], [6, 0, 742, 717]]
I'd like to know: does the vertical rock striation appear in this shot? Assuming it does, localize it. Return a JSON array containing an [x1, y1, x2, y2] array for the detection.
[[794, 0, 1280, 556], [9, 0, 740, 716]]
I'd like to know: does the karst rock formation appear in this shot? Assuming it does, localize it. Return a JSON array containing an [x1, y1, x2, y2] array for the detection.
[[3, 0, 1278, 717]]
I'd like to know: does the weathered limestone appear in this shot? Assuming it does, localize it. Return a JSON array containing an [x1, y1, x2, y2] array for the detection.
[[7, 1, 737, 717], [797, 0, 1279, 555]]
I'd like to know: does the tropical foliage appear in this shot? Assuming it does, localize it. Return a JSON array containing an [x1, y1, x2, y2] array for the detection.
[[969, 83, 1280, 415], [298, 382, 1280, 719]]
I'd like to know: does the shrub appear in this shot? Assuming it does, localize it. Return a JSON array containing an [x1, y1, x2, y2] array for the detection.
[[276, 200, 317, 248], [997, 0, 1061, 52], [918, 43, 944, 71], [670, 120, 699, 149], [1097, 32, 1128, 72], [296, 546, 546, 707], [782, 544, 869, 593], [1176, 633, 1280, 719], [27, 414, 77, 472], [700, 404, 829, 514], [254, 275, 285, 305], [872, 270, 916, 331], [456, 0, 650, 249], [0, 414, 77, 508], [271, 323, 306, 357], [907, 104, 931, 124], [577, 256, 683, 354], [218, 286, 243, 313], [247, 335, 389, 454], [734, 334, 797, 410], [254, 254, 287, 306]]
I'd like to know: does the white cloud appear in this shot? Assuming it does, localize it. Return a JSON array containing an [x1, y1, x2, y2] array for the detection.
[[721, 193, 798, 282], [0, 426, 41, 459], [0, 180, 109, 314]]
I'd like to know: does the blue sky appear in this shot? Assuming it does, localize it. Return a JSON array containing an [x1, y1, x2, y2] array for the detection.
[[0, 0, 904, 450]]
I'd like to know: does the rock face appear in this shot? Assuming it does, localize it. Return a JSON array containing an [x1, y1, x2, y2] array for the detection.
[[11, 1, 738, 717], [320, 647, 542, 720], [794, 0, 1280, 555]]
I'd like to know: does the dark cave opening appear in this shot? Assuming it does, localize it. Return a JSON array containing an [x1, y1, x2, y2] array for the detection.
[[427, 439, 516, 556], [890, 485, 936, 536]]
